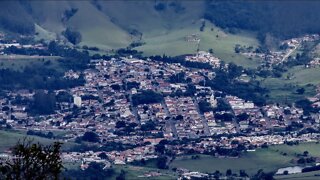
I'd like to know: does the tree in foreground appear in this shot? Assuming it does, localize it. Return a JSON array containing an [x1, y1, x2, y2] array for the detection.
[[0, 140, 63, 180]]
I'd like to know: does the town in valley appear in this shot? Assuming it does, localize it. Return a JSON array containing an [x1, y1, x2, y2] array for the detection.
[[0, 31, 320, 179]]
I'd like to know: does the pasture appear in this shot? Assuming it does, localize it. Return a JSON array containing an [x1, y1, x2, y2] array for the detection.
[[137, 21, 262, 68], [170, 142, 320, 176], [260, 65, 320, 104]]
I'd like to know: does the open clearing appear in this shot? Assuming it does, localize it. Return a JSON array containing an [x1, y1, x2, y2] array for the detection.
[[112, 165, 176, 180], [0, 130, 76, 152], [260, 65, 320, 104], [136, 21, 261, 68], [170, 142, 320, 176], [283, 66, 320, 85], [261, 78, 316, 104], [63, 156, 176, 179]]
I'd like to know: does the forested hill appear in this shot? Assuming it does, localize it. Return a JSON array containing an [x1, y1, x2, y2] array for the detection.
[[0, 0, 319, 46], [205, 0, 320, 40]]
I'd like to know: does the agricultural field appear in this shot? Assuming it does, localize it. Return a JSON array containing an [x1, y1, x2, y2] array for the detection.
[[170, 142, 320, 176]]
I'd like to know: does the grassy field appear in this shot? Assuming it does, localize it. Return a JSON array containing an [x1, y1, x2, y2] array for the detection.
[[270, 142, 320, 157], [260, 65, 320, 104], [63, 159, 176, 179], [170, 150, 290, 175], [111, 165, 176, 180], [136, 21, 261, 68], [284, 66, 320, 85], [69, 1, 131, 50], [261, 78, 316, 104], [0, 130, 76, 152], [34, 24, 57, 42], [64, 161, 82, 171], [170, 142, 320, 176], [0, 55, 61, 71]]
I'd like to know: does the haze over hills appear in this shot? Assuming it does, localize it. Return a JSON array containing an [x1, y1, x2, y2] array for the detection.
[[0, 0, 320, 55]]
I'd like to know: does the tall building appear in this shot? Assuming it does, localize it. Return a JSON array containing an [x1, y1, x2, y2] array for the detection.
[[210, 94, 217, 108], [73, 96, 82, 107]]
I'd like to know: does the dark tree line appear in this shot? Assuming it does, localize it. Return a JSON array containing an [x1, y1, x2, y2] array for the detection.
[[1, 41, 89, 91], [62, 28, 82, 45], [27, 130, 54, 139], [4, 41, 91, 71], [29, 90, 56, 115], [295, 99, 319, 115], [202, 66, 268, 106], [198, 100, 213, 113], [62, 8, 78, 23], [0, 66, 85, 91], [205, 0, 320, 41], [48, 41, 90, 70]]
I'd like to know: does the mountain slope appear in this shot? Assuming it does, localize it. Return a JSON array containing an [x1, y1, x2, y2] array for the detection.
[[205, 0, 320, 40], [3, 0, 207, 50], [98, 0, 205, 37], [1, 0, 319, 59], [66, 1, 131, 49], [0, 1, 35, 34]]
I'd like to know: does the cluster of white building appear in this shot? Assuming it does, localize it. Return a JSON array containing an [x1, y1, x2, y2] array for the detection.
[[185, 51, 221, 67]]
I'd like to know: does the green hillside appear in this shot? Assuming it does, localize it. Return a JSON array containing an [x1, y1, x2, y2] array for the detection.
[[1, 0, 320, 44], [100, 1, 205, 36], [0, 0, 260, 64], [136, 20, 261, 68], [261, 65, 320, 104], [1, 0, 319, 67], [0, 1, 35, 34], [67, 1, 131, 49], [205, 0, 320, 40], [0, 0, 260, 68]]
